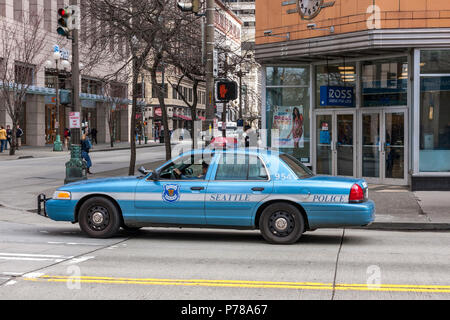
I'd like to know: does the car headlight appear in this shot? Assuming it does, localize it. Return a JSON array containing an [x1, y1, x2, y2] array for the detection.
[[52, 191, 71, 200]]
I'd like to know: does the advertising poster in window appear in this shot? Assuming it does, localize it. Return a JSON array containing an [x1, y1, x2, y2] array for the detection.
[[272, 106, 304, 149]]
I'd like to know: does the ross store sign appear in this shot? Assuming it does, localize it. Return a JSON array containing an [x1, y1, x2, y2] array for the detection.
[[320, 86, 354, 107]]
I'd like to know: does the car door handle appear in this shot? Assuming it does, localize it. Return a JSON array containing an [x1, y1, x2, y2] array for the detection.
[[252, 187, 265, 192], [191, 187, 205, 191]]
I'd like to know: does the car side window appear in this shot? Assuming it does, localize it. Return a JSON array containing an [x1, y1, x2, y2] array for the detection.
[[159, 155, 210, 180], [215, 154, 269, 181]]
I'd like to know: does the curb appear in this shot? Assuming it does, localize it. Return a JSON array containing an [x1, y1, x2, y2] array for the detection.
[[354, 222, 450, 231], [90, 143, 165, 153]]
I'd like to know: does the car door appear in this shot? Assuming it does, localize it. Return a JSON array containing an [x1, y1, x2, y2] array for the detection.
[[205, 152, 274, 227], [134, 154, 211, 225]]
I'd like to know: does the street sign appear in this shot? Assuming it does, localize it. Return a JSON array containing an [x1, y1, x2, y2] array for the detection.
[[213, 50, 218, 78], [69, 112, 80, 129]]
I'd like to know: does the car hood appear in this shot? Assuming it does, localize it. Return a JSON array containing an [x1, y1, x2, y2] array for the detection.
[[59, 176, 141, 192]]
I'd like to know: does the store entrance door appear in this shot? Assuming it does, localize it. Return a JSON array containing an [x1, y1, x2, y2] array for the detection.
[[360, 108, 408, 185], [315, 111, 356, 177]]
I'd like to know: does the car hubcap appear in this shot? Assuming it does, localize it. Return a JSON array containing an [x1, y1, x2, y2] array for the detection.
[[269, 211, 295, 237], [87, 206, 110, 231]]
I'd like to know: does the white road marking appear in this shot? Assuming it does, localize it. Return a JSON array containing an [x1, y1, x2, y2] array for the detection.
[[1, 272, 23, 276], [0, 253, 73, 259], [64, 256, 95, 265], [5, 280, 17, 286], [0, 257, 65, 262], [47, 241, 102, 246], [0, 253, 73, 262], [23, 272, 45, 279]]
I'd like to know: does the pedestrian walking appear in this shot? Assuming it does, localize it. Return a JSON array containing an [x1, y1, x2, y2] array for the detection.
[[64, 128, 71, 149], [90, 128, 98, 145], [81, 134, 93, 174], [5, 125, 12, 151], [16, 125, 23, 150], [0, 126, 7, 153]]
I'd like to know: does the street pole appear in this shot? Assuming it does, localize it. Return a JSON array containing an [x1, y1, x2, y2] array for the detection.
[[65, 18, 87, 184], [53, 58, 63, 151], [205, 0, 215, 140]]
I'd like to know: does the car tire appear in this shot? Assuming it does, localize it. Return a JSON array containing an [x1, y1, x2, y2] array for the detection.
[[259, 203, 304, 244], [79, 197, 121, 238]]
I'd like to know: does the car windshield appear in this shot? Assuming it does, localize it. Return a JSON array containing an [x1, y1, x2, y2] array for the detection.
[[279, 154, 314, 179]]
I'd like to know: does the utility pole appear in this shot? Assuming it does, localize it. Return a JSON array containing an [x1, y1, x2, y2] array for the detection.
[[205, 0, 215, 138], [64, 1, 86, 184]]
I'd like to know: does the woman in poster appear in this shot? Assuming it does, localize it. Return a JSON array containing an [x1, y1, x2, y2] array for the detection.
[[286, 107, 304, 149]]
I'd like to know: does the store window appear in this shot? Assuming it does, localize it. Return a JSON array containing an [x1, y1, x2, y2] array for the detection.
[[362, 57, 408, 107], [315, 63, 356, 108], [266, 67, 310, 164], [419, 76, 450, 172], [420, 50, 450, 74]]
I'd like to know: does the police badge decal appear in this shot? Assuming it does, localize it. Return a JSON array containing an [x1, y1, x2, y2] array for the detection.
[[163, 184, 181, 203]]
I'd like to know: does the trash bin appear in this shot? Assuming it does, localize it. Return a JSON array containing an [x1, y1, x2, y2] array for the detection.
[[145, 136, 148, 144]]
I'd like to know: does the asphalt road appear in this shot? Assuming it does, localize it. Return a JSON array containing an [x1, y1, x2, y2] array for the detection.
[[0, 146, 449, 300], [0, 207, 449, 300]]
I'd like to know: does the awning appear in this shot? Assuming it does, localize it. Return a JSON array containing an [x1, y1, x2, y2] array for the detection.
[[174, 114, 192, 121], [198, 116, 206, 121]]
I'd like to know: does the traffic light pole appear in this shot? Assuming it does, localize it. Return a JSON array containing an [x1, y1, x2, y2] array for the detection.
[[205, 0, 215, 140], [65, 26, 87, 184]]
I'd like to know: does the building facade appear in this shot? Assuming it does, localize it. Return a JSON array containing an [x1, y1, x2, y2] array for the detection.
[[223, 0, 261, 128], [0, 0, 131, 147], [256, 0, 450, 190]]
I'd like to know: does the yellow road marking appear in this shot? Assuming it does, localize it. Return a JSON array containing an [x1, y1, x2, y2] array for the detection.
[[23, 275, 450, 294]]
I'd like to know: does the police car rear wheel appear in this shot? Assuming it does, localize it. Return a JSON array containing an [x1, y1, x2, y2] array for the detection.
[[79, 197, 121, 238], [259, 203, 304, 244]]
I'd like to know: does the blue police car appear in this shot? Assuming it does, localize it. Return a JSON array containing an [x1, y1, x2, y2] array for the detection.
[[37, 149, 375, 244]]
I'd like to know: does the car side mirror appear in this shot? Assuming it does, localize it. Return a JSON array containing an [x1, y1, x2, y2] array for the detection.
[[138, 166, 150, 176]]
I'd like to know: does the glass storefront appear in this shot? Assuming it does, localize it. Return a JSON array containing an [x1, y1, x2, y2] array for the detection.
[[362, 57, 408, 107], [266, 67, 311, 163], [419, 75, 450, 172], [316, 63, 356, 108]]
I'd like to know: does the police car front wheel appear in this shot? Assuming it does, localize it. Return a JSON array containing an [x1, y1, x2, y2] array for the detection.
[[259, 203, 304, 244], [79, 197, 121, 238]]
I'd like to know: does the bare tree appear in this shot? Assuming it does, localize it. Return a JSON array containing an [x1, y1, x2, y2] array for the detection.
[[85, 0, 165, 173], [0, 12, 48, 155]]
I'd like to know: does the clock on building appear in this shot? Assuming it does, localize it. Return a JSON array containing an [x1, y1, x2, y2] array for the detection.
[[298, 0, 323, 20]]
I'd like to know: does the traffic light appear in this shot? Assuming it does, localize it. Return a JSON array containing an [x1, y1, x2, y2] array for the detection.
[[177, 0, 200, 14], [57, 7, 73, 38], [215, 80, 238, 102]]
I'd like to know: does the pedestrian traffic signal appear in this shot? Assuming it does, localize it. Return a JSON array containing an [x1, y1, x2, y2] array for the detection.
[[57, 7, 72, 38], [215, 80, 238, 102]]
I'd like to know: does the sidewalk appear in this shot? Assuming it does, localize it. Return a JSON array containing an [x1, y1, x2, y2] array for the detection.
[[364, 185, 450, 231], [0, 141, 164, 161]]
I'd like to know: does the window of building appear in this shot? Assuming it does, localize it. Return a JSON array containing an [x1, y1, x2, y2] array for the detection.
[[420, 50, 450, 74], [81, 78, 102, 94], [315, 63, 356, 108], [44, 0, 52, 32], [152, 84, 168, 99], [266, 66, 311, 164], [172, 86, 178, 99], [419, 76, 450, 172], [0, 0, 5, 17], [14, 0, 22, 22], [362, 57, 408, 107], [15, 63, 35, 85]]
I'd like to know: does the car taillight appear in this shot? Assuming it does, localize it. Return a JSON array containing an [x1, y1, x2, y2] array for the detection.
[[349, 184, 364, 203]]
